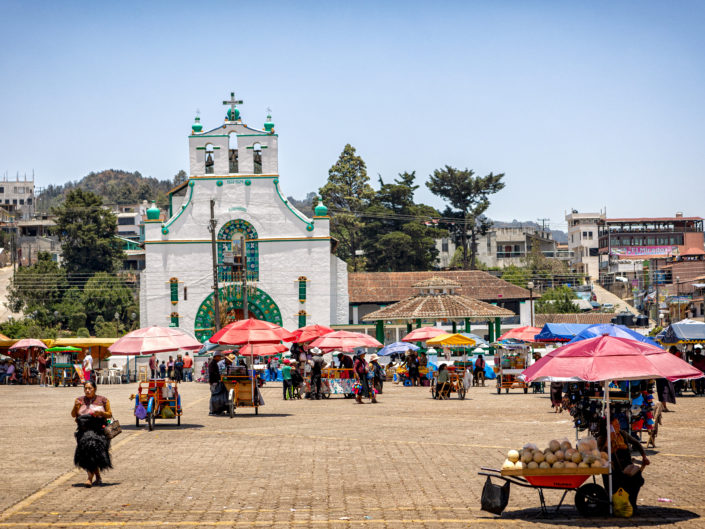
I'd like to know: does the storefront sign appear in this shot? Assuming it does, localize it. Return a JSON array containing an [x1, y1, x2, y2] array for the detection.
[[610, 246, 675, 257]]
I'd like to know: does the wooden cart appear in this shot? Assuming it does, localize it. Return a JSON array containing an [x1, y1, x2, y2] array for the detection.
[[135, 379, 182, 431], [431, 366, 467, 399], [495, 345, 529, 394], [222, 367, 262, 417], [479, 466, 609, 517], [47, 347, 81, 387]]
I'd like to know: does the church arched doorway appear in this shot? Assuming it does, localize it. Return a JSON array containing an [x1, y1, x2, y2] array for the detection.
[[193, 286, 282, 342]]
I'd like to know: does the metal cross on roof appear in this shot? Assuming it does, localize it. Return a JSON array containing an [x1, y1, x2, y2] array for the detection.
[[223, 92, 243, 119]]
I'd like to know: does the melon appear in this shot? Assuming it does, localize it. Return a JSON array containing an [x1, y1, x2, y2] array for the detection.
[[527, 461, 539, 469], [548, 439, 561, 452], [507, 450, 520, 463], [591, 461, 604, 468], [539, 461, 550, 469], [571, 452, 582, 464], [560, 441, 572, 452], [552, 461, 565, 469], [521, 452, 534, 464], [502, 459, 515, 470], [554, 450, 565, 461], [564, 448, 576, 459], [583, 455, 596, 465], [600, 451, 609, 460], [515, 461, 524, 470], [578, 462, 590, 468], [533, 451, 545, 464], [564, 461, 578, 469], [545, 453, 558, 465]]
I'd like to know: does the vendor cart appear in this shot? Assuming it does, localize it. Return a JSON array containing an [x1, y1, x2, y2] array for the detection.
[[495, 345, 529, 394], [222, 366, 262, 417], [479, 466, 609, 517], [47, 346, 82, 387], [306, 367, 355, 398], [134, 379, 182, 431], [430, 366, 467, 399]]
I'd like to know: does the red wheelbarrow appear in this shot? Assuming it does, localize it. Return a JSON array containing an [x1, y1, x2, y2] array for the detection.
[[478, 467, 610, 517]]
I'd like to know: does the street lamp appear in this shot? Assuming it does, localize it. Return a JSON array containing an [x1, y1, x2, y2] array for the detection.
[[676, 276, 680, 321], [527, 281, 535, 327]]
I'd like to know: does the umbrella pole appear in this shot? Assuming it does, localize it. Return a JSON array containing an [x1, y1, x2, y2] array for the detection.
[[605, 379, 613, 515]]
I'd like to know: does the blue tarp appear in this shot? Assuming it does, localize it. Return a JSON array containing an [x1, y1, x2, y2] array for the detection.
[[534, 323, 591, 342], [567, 323, 661, 347], [378, 342, 420, 356], [660, 320, 705, 343]]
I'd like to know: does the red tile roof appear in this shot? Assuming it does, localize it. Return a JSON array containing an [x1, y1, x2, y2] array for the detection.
[[349, 271, 529, 304], [534, 313, 617, 326], [361, 293, 515, 322]]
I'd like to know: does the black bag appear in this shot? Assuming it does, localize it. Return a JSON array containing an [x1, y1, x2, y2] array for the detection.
[[210, 382, 228, 414], [480, 476, 510, 515]]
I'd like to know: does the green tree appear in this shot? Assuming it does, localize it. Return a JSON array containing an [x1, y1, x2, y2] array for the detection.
[[6, 253, 68, 323], [501, 265, 531, 287], [81, 273, 136, 332], [426, 166, 505, 269], [535, 286, 580, 314], [319, 144, 374, 271], [52, 189, 125, 279], [173, 169, 188, 186]]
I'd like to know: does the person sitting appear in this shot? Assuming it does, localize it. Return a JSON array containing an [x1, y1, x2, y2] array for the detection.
[[597, 417, 650, 513], [436, 364, 451, 399], [5, 361, 17, 384], [473, 355, 486, 386]]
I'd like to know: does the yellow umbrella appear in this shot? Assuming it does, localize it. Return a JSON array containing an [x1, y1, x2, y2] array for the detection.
[[426, 333, 476, 347]]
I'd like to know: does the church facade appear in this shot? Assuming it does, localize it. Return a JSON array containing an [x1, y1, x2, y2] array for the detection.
[[140, 93, 349, 340]]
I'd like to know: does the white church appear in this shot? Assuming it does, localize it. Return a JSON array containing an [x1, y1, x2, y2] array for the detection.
[[140, 92, 349, 341]]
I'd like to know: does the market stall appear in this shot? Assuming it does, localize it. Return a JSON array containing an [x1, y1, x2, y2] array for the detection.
[[46, 346, 82, 386], [494, 343, 530, 394]]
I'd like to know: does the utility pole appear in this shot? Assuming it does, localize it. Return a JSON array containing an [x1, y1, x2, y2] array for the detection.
[[208, 200, 221, 331], [537, 218, 550, 235], [241, 234, 248, 319]]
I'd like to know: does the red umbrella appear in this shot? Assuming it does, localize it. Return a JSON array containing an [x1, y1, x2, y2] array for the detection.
[[108, 326, 201, 355], [497, 326, 542, 343], [521, 335, 703, 383], [209, 318, 294, 345], [239, 343, 289, 357], [309, 330, 382, 352], [287, 324, 334, 343], [401, 327, 446, 342], [9, 338, 47, 351]]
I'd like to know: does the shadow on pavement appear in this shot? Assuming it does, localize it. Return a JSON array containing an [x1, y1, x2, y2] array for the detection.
[[499, 506, 699, 526], [121, 423, 205, 431]]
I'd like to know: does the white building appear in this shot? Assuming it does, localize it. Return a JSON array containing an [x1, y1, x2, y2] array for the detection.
[[565, 210, 605, 280], [140, 93, 349, 340], [0, 175, 35, 219]]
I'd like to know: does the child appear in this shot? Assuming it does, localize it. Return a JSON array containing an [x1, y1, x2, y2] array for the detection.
[[159, 361, 167, 379]]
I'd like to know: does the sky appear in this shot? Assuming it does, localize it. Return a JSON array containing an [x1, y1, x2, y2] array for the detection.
[[1, 1, 704, 232]]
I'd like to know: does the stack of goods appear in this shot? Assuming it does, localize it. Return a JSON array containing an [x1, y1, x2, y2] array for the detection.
[[501, 438, 610, 471], [629, 388, 656, 434]]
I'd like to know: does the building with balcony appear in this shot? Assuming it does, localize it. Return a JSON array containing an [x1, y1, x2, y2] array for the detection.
[[566, 210, 605, 280], [0, 176, 35, 220]]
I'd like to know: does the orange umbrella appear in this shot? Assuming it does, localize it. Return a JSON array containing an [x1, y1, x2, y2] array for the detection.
[[209, 318, 293, 345], [401, 327, 446, 342], [287, 324, 334, 343], [239, 343, 289, 356]]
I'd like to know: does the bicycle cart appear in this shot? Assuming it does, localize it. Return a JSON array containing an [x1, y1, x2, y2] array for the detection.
[[222, 367, 262, 417], [431, 366, 467, 399], [47, 346, 82, 387], [134, 379, 182, 431], [478, 466, 609, 517]]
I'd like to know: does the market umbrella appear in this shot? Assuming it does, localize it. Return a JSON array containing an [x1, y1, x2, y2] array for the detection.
[[566, 324, 660, 347], [309, 330, 382, 352], [9, 338, 47, 351], [378, 341, 419, 356], [426, 333, 476, 347], [46, 346, 82, 353], [401, 327, 446, 342], [209, 318, 294, 345], [287, 324, 334, 343], [497, 326, 542, 343], [659, 320, 705, 345], [109, 326, 201, 355], [520, 334, 703, 510], [239, 343, 289, 356], [460, 333, 489, 346]]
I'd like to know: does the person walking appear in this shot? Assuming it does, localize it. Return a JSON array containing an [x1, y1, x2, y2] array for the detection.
[[268, 356, 279, 382], [37, 351, 48, 387], [71, 381, 112, 487], [353, 351, 376, 403], [209, 352, 225, 415], [167, 356, 175, 380], [183, 352, 193, 382], [174, 355, 184, 382], [149, 353, 158, 379], [369, 354, 384, 394], [550, 382, 563, 413], [82, 353, 93, 385], [281, 359, 293, 400]]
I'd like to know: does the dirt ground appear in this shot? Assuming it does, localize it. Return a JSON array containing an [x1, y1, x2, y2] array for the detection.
[[0, 380, 704, 528]]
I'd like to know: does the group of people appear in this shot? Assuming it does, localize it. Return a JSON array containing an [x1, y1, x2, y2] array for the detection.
[[0, 351, 50, 385], [148, 352, 194, 382]]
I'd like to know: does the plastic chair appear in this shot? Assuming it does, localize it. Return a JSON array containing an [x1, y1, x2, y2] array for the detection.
[[138, 366, 149, 382]]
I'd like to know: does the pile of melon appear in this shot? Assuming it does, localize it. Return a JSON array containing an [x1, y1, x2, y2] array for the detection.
[[501, 438, 609, 471]]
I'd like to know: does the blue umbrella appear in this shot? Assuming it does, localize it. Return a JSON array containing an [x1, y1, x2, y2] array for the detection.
[[567, 323, 660, 347], [378, 341, 420, 356]]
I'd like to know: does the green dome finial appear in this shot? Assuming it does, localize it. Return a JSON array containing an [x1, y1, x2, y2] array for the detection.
[[191, 115, 203, 133], [264, 109, 274, 133], [146, 201, 160, 220], [314, 198, 328, 216], [226, 107, 241, 121]]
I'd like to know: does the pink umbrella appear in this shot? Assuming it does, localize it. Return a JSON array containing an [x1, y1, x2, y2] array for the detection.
[[520, 335, 703, 510], [9, 338, 47, 351], [287, 324, 334, 343], [108, 326, 201, 355], [309, 330, 382, 352], [401, 327, 446, 342], [209, 318, 294, 345], [497, 326, 543, 343], [239, 343, 289, 357]]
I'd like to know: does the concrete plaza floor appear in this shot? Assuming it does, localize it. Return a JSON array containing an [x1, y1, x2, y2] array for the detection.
[[1, 380, 704, 528]]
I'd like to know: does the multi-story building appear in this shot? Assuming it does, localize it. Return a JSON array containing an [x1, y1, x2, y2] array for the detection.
[[0, 176, 35, 220], [566, 210, 605, 280], [598, 213, 704, 285]]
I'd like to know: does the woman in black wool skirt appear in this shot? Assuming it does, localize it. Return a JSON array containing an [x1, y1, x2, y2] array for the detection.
[[71, 381, 113, 487]]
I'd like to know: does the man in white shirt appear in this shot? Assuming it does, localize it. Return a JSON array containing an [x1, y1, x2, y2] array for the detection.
[[82, 353, 94, 384]]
